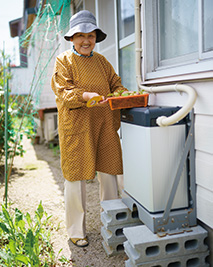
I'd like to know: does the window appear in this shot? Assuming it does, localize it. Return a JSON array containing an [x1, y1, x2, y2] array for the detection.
[[119, 43, 136, 90], [158, 0, 198, 64], [202, 0, 213, 54], [117, 0, 137, 91], [144, 0, 213, 80], [118, 0, 135, 40]]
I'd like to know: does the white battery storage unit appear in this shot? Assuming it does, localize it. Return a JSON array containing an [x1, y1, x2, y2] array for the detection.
[[121, 106, 189, 213]]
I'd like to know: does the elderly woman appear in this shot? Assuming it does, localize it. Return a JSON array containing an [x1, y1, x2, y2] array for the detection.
[[51, 10, 126, 247]]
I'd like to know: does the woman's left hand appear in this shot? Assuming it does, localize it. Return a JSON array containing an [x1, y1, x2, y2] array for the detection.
[[95, 97, 108, 106]]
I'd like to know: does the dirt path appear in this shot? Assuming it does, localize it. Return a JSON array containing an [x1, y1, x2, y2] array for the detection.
[[0, 137, 126, 267]]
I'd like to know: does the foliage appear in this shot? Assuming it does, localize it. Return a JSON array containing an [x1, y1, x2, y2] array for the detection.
[[0, 90, 35, 164], [0, 201, 71, 266], [48, 143, 60, 157], [0, 50, 37, 165]]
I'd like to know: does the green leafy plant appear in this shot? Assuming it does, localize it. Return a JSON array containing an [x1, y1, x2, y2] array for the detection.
[[0, 89, 26, 163], [0, 51, 35, 164], [0, 201, 71, 266], [49, 143, 60, 157], [107, 89, 145, 97]]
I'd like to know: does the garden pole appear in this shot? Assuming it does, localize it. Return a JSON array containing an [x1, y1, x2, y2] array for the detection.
[[3, 43, 9, 208], [4, 78, 9, 208]]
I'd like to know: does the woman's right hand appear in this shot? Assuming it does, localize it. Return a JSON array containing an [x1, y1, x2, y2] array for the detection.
[[83, 92, 108, 107], [83, 92, 101, 102]]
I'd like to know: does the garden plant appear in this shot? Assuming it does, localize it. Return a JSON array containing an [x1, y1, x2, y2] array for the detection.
[[0, 201, 71, 266]]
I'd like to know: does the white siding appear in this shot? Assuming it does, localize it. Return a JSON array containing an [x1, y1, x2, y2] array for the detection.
[[196, 151, 213, 191], [197, 186, 213, 228], [10, 67, 34, 95], [195, 114, 213, 154], [10, 45, 37, 95], [193, 81, 213, 115]]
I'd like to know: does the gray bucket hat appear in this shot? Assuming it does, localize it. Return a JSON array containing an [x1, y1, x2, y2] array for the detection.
[[64, 10, 107, 43]]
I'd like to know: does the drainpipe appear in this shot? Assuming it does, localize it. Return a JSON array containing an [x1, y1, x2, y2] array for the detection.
[[135, 0, 197, 126]]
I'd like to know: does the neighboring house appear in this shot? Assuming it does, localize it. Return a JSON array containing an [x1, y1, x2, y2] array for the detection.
[[9, 0, 70, 143], [10, 0, 213, 264]]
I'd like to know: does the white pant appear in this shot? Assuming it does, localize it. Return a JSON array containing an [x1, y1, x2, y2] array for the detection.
[[64, 172, 123, 239]]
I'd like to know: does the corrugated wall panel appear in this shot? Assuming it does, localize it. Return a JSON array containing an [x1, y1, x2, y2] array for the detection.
[[193, 81, 213, 116], [195, 115, 213, 154], [197, 186, 213, 229], [196, 151, 213, 190]]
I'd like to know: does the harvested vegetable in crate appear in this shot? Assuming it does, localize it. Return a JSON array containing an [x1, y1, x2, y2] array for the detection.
[[107, 90, 149, 110]]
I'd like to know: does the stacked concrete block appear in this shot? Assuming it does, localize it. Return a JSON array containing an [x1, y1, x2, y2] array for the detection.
[[101, 199, 143, 256], [125, 251, 209, 267], [123, 224, 209, 266]]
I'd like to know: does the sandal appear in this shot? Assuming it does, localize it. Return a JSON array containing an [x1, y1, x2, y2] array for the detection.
[[70, 237, 89, 247]]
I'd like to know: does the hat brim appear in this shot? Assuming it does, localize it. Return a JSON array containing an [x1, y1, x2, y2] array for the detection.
[[64, 23, 107, 43]]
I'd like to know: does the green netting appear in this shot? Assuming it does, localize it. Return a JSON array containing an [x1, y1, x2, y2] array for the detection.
[[1, 0, 71, 204]]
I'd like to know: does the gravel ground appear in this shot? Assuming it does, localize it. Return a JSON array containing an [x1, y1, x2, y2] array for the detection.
[[0, 137, 127, 266]]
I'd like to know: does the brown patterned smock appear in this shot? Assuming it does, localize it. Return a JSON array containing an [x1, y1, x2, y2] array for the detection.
[[51, 50, 126, 181]]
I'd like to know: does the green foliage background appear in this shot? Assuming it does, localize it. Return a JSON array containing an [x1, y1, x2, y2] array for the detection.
[[0, 52, 36, 165]]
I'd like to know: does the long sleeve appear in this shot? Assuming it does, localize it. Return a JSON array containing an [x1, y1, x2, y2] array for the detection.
[[51, 55, 86, 109], [99, 55, 127, 94]]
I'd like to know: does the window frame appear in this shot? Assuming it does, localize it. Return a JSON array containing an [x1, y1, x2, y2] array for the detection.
[[117, 0, 135, 57], [199, 0, 213, 60], [117, 0, 137, 89], [143, 0, 213, 83], [119, 33, 135, 50]]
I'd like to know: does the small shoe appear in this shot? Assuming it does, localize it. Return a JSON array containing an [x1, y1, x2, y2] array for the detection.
[[70, 237, 89, 247]]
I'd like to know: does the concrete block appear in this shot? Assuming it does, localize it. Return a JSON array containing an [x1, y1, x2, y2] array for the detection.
[[101, 226, 127, 245], [101, 199, 143, 256], [125, 251, 209, 266], [123, 225, 208, 264], [101, 223, 143, 245], [102, 240, 125, 257], [101, 199, 140, 226], [101, 212, 142, 229]]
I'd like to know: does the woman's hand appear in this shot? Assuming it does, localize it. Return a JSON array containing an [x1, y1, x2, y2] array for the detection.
[[83, 92, 99, 101], [83, 92, 108, 107]]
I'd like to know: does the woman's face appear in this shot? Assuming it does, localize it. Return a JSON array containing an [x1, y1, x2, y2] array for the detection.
[[71, 31, 96, 56]]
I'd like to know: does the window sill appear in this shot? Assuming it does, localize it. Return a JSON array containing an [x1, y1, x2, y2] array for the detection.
[[144, 59, 213, 84]]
